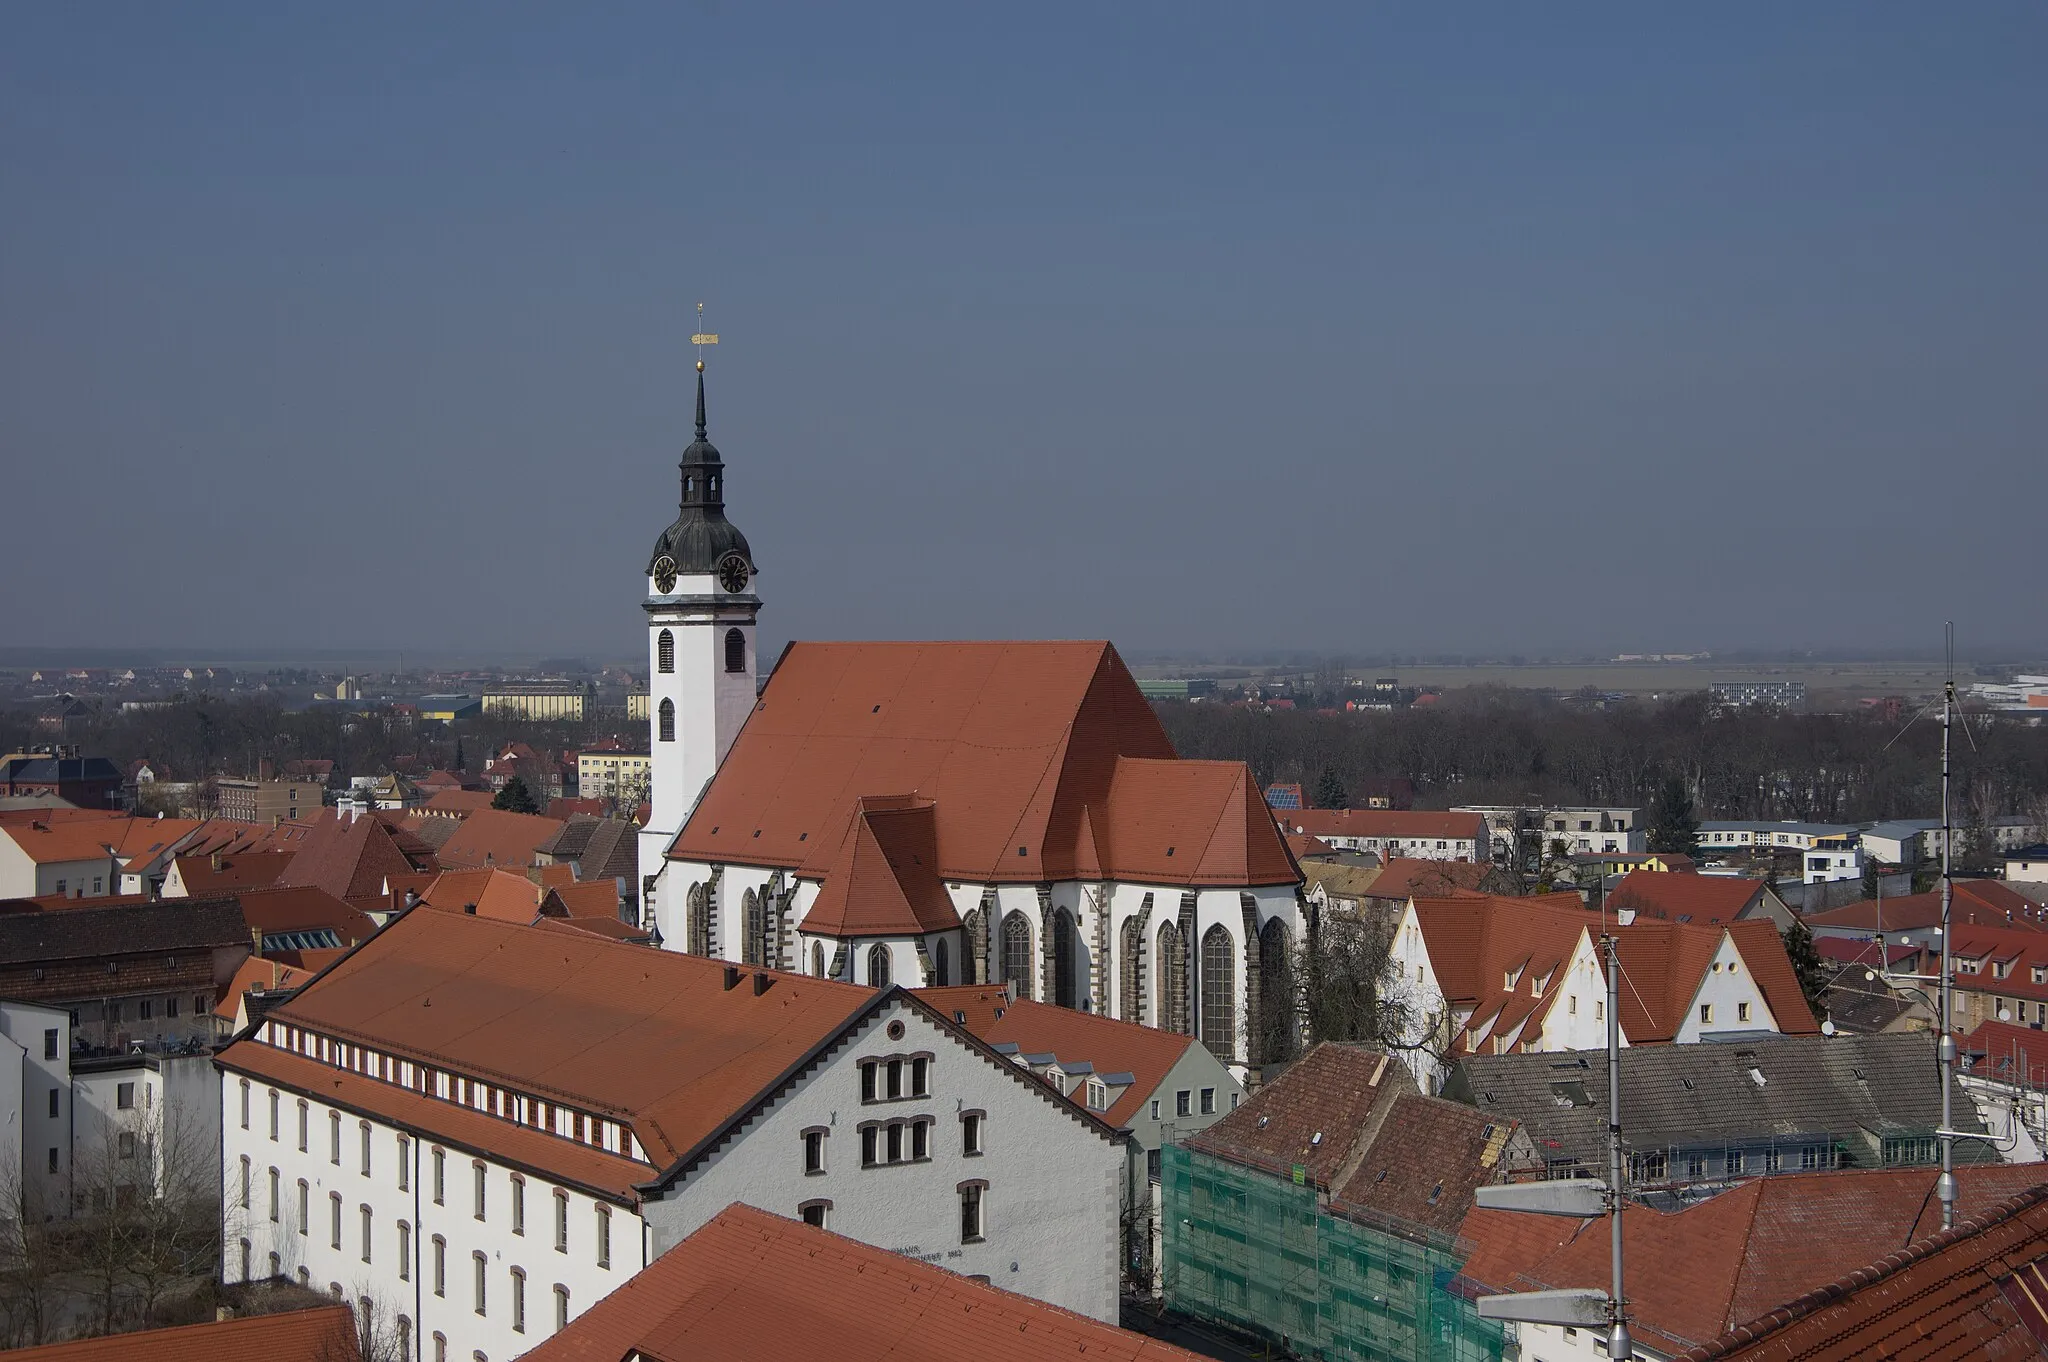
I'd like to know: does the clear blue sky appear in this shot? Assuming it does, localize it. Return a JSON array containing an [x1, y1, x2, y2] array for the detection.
[[4, 3, 2043, 660]]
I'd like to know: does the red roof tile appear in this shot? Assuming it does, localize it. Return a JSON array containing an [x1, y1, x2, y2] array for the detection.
[[431, 807, 567, 871], [803, 797, 959, 936], [670, 641, 1294, 888], [2, 1304, 359, 1362], [1187, 1042, 1408, 1186], [273, 811, 437, 901], [1610, 870, 1770, 925], [1805, 880, 2048, 933], [1280, 808, 1488, 846], [520, 1202, 1202, 1362], [238, 884, 377, 947]]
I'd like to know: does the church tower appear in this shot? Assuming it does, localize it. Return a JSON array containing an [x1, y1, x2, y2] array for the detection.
[[636, 357, 759, 918]]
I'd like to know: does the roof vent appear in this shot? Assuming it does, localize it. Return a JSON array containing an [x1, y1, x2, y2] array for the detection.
[[1748, 1067, 1766, 1087], [753, 971, 772, 996], [1256, 1115, 1270, 1129], [1310, 1131, 1323, 1146], [723, 965, 741, 991], [463, 902, 476, 915]]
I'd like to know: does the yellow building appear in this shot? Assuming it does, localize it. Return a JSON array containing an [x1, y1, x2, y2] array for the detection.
[[481, 686, 587, 722], [627, 692, 649, 722], [577, 749, 651, 803]]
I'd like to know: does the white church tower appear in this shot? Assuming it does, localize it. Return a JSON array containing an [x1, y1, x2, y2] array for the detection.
[[636, 356, 759, 924]]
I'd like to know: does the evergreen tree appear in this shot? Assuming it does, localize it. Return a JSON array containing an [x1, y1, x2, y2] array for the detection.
[[1783, 919, 1830, 1011], [1646, 775, 1700, 854], [1312, 766, 1350, 811], [454, 737, 466, 772], [492, 776, 540, 815]]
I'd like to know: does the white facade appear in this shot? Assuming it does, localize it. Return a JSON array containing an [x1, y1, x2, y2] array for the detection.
[[1671, 935, 1785, 1041], [1803, 846, 1863, 884], [0, 1000, 72, 1217], [640, 992, 1124, 1321], [648, 861, 1303, 1075], [1455, 805, 1644, 861], [0, 838, 119, 900], [635, 564, 757, 928]]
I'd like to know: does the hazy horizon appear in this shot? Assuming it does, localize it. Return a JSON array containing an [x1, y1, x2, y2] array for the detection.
[[5, 4, 2044, 659]]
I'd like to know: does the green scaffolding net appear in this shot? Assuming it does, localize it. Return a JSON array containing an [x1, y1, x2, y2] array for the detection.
[[1161, 1146, 1509, 1362]]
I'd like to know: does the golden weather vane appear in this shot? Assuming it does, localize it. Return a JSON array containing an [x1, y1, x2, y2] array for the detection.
[[691, 301, 718, 372]]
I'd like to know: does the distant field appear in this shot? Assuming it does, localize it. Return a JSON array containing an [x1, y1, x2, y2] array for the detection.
[[1386, 661, 1956, 699]]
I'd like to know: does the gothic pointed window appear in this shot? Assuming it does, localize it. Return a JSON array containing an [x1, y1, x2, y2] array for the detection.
[[1119, 915, 1145, 1023], [657, 630, 674, 674], [811, 941, 825, 977], [1259, 916, 1296, 1065], [1201, 925, 1236, 1062], [741, 890, 763, 966], [868, 944, 892, 988], [1157, 921, 1188, 1036], [725, 628, 746, 673], [934, 937, 950, 987], [658, 699, 675, 744], [1052, 910, 1078, 1009], [686, 883, 709, 957], [1000, 913, 1034, 1000]]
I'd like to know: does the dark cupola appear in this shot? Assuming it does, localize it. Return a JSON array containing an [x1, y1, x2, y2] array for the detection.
[[646, 360, 755, 581]]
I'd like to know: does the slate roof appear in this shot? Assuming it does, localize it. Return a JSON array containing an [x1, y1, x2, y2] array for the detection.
[[1671, 1178, 2048, 1361], [519, 1203, 1202, 1362], [1446, 1031, 1995, 1172], [0, 896, 247, 963], [1462, 1163, 2048, 1359], [1, 1303, 360, 1362], [919, 985, 1200, 1129], [670, 641, 1296, 888]]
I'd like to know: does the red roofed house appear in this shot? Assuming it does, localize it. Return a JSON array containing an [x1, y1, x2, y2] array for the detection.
[[219, 907, 1128, 1358], [1277, 807, 1488, 862], [1607, 868, 1793, 930], [432, 807, 567, 872], [1385, 896, 1819, 1092], [633, 390, 1301, 1074], [919, 983, 1242, 1285], [270, 810, 438, 907], [1461, 1162, 2048, 1361], [2, 1301, 362, 1362], [520, 1203, 1204, 1362]]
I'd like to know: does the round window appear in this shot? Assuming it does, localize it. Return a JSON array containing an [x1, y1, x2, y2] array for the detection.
[[886, 1020, 906, 1041]]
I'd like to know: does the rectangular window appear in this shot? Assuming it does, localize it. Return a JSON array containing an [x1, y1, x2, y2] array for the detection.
[[473, 1162, 487, 1220], [911, 1120, 929, 1161], [239, 1156, 250, 1208], [398, 1221, 411, 1279], [397, 1136, 410, 1191], [801, 1201, 828, 1228], [330, 1110, 341, 1164], [360, 1122, 371, 1176], [960, 1182, 985, 1243], [268, 1169, 280, 1222], [473, 1252, 487, 1315], [43, 1029, 57, 1061], [862, 1125, 879, 1167], [1200, 1088, 1215, 1115], [47, 1088, 59, 1119], [512, 1175, 526, 1235], [1699, 1004, 1714, 1024], [360, 1205, 372, 1262], [804, 1129, 826, 1174], [1149, 1099, 1160, 1121], [432, 1236, 446, 1296], [885, 1059, 903, 1100], [297, 1180, 309, 1234], [910, 1056, 930, 1096], [117, 1081, 135, 1110], [596, 1205, 611, 1269], [241, 1080, 251, 1129], [296, 1100, 307, 1151], [1176, 1090, 1191, 1118], [887, 1123, 903, 1164], [511, 1267, 526, 1333], [962, 1112, 984, 1156], [432, 1147, 445, 1204], [555, 1286, 570, 1332], [166, 995, 179, 1018], [1737, 1002, 1752, 1022], [861, 1062, 876, 1103], [330, 1192, 342, 1250], [555, 1190, 569, 1253], [139, 999, 152, 1021]]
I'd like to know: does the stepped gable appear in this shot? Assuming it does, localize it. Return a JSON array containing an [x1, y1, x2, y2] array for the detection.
[[672, 640, 1295, 888]]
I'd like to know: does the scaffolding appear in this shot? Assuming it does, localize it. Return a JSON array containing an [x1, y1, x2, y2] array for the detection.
[[1162, 1146, 1509, 1362]]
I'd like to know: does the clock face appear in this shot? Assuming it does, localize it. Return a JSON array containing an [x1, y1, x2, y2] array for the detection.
[[717, 553, 751, 594], [652, 556, 678, 594]]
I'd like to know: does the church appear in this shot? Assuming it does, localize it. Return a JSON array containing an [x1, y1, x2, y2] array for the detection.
[[636, 361, 1304, 1071]]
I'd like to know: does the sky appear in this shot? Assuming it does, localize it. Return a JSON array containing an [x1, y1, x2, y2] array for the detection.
[[3, 4, 2043, 663]]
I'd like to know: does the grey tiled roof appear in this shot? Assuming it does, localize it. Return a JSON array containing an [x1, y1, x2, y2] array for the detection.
[[1444, 1031, 1993, 1169], [0, 896, 247, 963]]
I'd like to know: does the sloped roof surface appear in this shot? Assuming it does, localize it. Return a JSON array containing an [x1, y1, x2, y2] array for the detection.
[[1414, 895, 1591, 1052], [1364, 857, 1496, 900], [1330, 1092, 1519, 1237], [669, 640, 1295, 888], [0, 896, 247, 963], [237, 884, 376, 945], [172, 850, 294, 895], [274, 812, 437, 900], [2, 1303, 360, 1362], [1610, 869, 1766, 924], [1281, 809, 1488, 842], [518, 1203, 1203, 1362], [432, 807, 567, 870], [918, 985, 1197, 1128], [803, 797, 958, 936], [1187, 1042, 1410, 1187], [219, 908, 880, 1169], [1806, 879, 2048, 933], [1726, 919, 1821, 1035], [1450, 1031, 1994, 1171]]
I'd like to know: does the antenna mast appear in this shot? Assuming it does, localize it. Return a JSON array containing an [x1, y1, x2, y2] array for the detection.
[[1937, 621, 1957, 1231]]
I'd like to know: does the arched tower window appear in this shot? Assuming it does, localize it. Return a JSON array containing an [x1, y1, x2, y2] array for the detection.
[[811, 941, 825, 977], [1157, 921, 1188, 1037], [867, 944, 892, 987], [1000, 913, 1034, 1001], [1259, 916, 1296, 1066], [657, 630, 674, 674], [1119, 916, 1145, 1023], [1201, 925, 1236, 1063], [741, 890, 763, 967], [657, 699, 675, 743], [725, 628, 746, 673], [1052, 910, 1078, 1009], [934, 937, 950, 987], [685, 882, 709, 957]]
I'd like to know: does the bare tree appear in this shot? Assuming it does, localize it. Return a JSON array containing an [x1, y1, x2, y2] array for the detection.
[[67, 1081, 219, 1335], [1297, 908, 1453, 1077], [0, 1161, 68, 1346]]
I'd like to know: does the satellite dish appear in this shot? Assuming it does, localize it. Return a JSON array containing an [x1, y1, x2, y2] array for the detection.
[[1821, 1020, 1837, 1037], [2000, 1008, 2013, 1022]]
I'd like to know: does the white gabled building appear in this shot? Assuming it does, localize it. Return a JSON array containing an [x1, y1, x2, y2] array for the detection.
[[630, 366, 1306, 1077], [216, 907, 1126, 1361]]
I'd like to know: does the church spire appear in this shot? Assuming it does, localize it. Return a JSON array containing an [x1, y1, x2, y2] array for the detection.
[[694, 358, 708, 443]]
